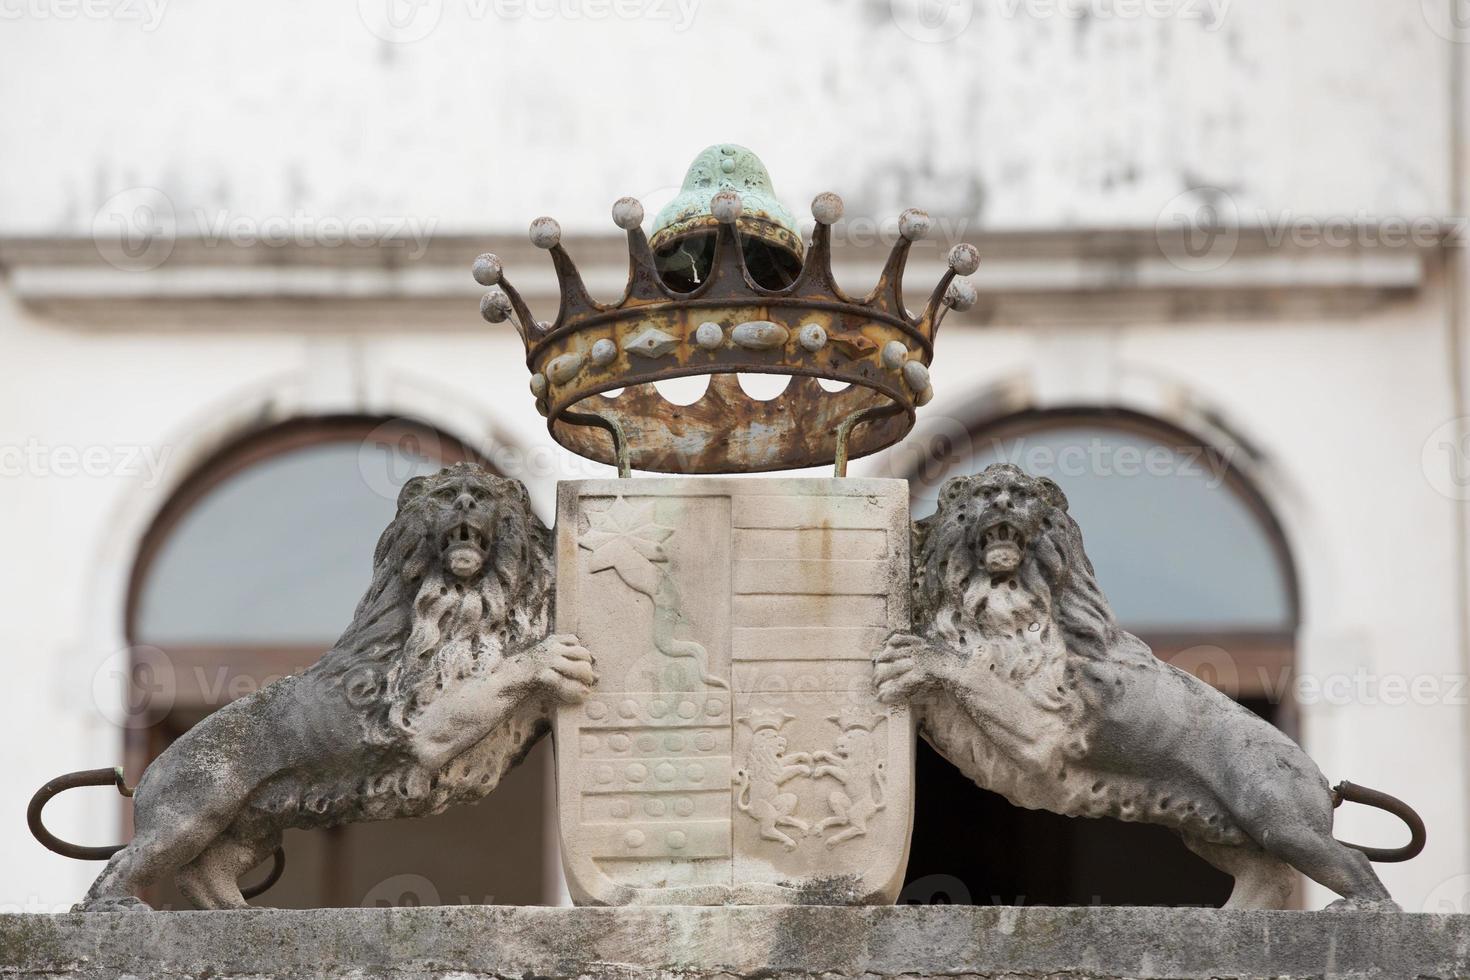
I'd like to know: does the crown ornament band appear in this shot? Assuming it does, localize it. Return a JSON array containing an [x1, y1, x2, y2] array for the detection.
[[472, 146, 979, 476]]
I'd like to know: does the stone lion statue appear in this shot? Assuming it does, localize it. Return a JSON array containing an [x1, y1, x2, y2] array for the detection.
[[874, 463, 1422, 910], [44, 463, 594, 911]]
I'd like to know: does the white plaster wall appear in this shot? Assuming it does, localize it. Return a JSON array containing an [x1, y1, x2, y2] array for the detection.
[[0, 0, 1453, 236]]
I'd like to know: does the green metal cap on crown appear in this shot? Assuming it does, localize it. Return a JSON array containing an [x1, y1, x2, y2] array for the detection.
[[471, 147, 980, 476], [649, 143, 804, 264]]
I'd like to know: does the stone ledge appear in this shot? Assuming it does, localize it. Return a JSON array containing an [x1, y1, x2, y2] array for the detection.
[[2, 905, 1468, 980]]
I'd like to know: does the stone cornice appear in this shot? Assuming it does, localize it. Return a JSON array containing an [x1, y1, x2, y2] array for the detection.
[[0, 229, 1439, 331]]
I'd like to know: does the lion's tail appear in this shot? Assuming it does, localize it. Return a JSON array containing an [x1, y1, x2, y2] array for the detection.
[[28, 767, 285, 899], [1332, 780, 1427, 863]]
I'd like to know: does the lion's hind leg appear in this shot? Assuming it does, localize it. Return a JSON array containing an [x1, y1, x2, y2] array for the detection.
[[815, 791, 853, 834], [773, 793, 808, 831], [1226, 780, 1396, 909], [77, 772, 253, 911], [176, 831, 280, 910], [1183, 834, 1295, 910]]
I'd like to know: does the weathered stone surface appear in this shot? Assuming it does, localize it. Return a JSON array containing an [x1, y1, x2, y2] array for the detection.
[[48, 464, 589, 912], [554, 478, 913, 906], [2, 905, 1468, 979], [879, 465, 1422, 910]]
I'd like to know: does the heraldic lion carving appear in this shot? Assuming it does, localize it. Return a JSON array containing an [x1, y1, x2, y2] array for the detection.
[[874, 463, 1423, 910], [36, 463, 595, 911]]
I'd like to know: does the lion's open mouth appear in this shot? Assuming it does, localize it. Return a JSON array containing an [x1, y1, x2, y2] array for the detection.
[[444, 521, 490, 578], [978, 523, 1026, 574]]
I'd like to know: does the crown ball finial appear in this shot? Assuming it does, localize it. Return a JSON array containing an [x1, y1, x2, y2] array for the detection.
[[898, 208, 931, 242], [710, 190, 743, 224], [529, 216, 562, 249], [946, 278, 978, 312], [472, 252, 503, 286], [811, 192, 844, 225], [479, 289, 512, 323], [947, 243, 981, 276], [611, 197, 645, 231]]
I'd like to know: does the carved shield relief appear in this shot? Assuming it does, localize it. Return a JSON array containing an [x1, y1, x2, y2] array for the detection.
[[554, 478, 914, 905]]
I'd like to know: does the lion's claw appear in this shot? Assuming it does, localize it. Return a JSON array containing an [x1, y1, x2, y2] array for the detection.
[[529, 633, 599, 702], [872, 632, 951, 705]]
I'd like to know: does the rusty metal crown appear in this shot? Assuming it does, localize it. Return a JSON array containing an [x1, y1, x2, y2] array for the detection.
[[472, 185, 978, 476]]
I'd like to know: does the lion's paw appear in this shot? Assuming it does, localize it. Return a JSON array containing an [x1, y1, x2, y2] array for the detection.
[[872, 632, 946, 705], [533, 633, 599, 704], [73, 895, 153, 913], [1325, 896, 1402, 913]]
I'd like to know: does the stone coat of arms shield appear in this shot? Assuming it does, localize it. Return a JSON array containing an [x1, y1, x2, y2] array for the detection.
[[554, 477, 914, 905]]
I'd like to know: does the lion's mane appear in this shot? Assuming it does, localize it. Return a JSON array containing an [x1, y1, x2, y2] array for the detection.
[[308, 463, 553, 748], [913, 467, 1152, 669]]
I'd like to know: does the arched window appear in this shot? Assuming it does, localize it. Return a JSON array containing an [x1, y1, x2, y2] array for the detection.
[[124, 417, 553, 909], [901, 409, 1300, 908]]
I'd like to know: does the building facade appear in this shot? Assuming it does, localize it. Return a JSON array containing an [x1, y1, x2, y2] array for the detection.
[[2, 0, 1468, 913]]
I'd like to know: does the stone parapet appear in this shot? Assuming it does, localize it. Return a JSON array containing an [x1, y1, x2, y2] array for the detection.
[[3, 905, 1470, 979]]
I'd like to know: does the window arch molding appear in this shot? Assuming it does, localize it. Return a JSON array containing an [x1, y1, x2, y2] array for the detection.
[[123, 414, 483, 645], [899, 404, 1301, 627]]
